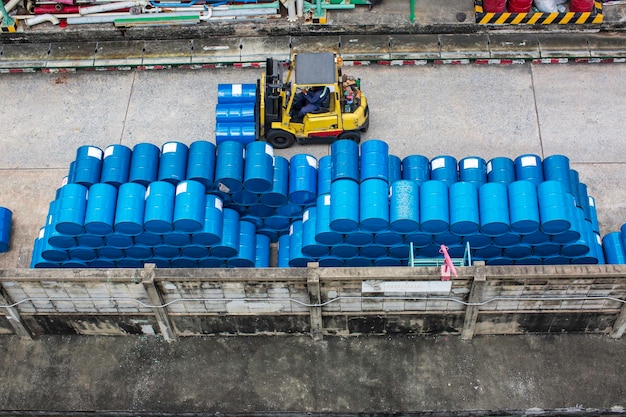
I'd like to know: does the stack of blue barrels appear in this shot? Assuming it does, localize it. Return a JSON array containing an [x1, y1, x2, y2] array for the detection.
[[214, 83, 257, 146], [0, 207, 12, 254], [30, 139, 623, 268], [601, 224, 626, 265]]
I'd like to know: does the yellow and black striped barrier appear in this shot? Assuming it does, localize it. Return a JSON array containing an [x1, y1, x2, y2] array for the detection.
[[474, 0, 603, 24]]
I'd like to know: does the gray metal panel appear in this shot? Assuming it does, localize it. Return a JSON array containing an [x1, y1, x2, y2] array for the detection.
[[295, 52, 336, 85]]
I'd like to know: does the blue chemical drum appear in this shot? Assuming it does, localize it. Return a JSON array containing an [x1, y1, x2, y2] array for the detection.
[[602, 232, 626, 264], [478, 182, 510, 236], [264, 215, 290, 232], [315, 194, 343, 245], [77, 234, 104, 249], [97, 246, 125, 260], [129, 143, 160, 186], [331, 139, 359, 182], [515, 256, 542, 266], [449, 182, 479, 235], [125, 245, 153, 260], [360, 178, 389, 232], [227, 220, 256, 267], [217, 83, 256, 104], [181, 244, 210, 259], [186, 140, 216, 189], [255, 234, 271, 268], [302, 207, 329, 257], [561, 213, 592, 258], [514, 154, 543, 185], [66, 161, 76, 185], [244, 141, 274, 193], [487, 157, 515, 185], [319, 256, 345, 267], [135, 231, 162, 246], [113, 182, 146, 235], [503, 244, 532, 259], [543, 155, 572, 193], [215, 123, 256, 145], [144, 181, 175, 234], [402, 155, 430, 184], [89, 259, 116, 268], [260, 155, 289, 207], [360, 139, 389, 182], [55, 183, 88, 236], [215, 140, 245, 194], [388, 155, 402, 184], [345, 229, 374, 246], [215, 102, 255, 122], [491, 232, 520, 248], [232, 190, 257, 205], [375, 257, 402, 267], [459, 157, 487, 188], [330, 178, 359, 232], [346, 257, 373, 267], [578, 183, 591, 221], [0, 207, 12, 253], [153, 245, 180, 259], [105, 233, 134, 249], [390, 180, 419, 233], [508, 180, 540, 234], [522, 230, 549, 245], [330, 242, 359, 259], [210, 208, 240, 258], [289, 220, 313, 267], [433, 232, 462, 246], [375, 229, 403, 246], [68, 246, 97, 261], [247, 204, 274, 219], [537, 180, 571, 234], [46, 202, 76, 249], [430, 156, 457, 186], [277, 234, 290, 268], [419, 180, 449, 234], [39, 225, 69, 262], [170, 257, 198, 268], [360, 244, 388, 259], [84, 183, 117, 236], [158, 141, 188, 185], [405, 231, 431, 247], [289, 154, 318, 205], [101, 144, 131, 187], [73, 145, 103, 187], [317, 156, 332, 196], [569, 169, 582, 205], [532, 241, 561, 257], [173, 180, 206, 232]]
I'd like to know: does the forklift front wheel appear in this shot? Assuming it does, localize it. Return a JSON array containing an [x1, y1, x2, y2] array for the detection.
[[338, 130, 362, 143], [266, 129, 296, 149]]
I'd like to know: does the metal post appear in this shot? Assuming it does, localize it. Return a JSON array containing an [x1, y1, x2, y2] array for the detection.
[[461, 261, 487, 341], [142, 264, 178, 342], [0, 285, 33, 340], [409, 0, 416, 24], [306, 262, 323, 341], [610, 302, 626, 339]]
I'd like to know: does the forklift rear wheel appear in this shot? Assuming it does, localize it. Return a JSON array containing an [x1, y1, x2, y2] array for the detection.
[[266, 130, 296, 149], [338, 130, 361, 143]]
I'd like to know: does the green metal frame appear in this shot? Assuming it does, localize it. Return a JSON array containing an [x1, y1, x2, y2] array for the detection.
[[408, 241, 472, 268]]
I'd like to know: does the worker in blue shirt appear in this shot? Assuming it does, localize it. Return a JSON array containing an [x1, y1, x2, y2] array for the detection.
[[291, 86, 329, 121]]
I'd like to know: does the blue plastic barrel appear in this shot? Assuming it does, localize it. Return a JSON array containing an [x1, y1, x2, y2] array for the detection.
[[240, 213, 263, 229], [289, 154, 317, 205], [69, 245, 98, 261], [514, 154, 543, 185], [217, 83, 256, 104], [276, 203, 303, 219], [158, 141, 188, 185], [486, 257, 514, 266], [503, 244, 532, 259], [538, 180, 571, 234], [39, 225, 69, 262], [163, 231, 191, 246], [97, 246, 125, 260], [114, 182, 146, 235], [331, 139, 359, 182], [254, 234, 271, 268], [173, 180, 206, 232], [244, 141, 274, 193], [543, 255, 570, 265], [475, 245, 502, 259], [462, 233, 492, 249], [144, 181, 175, 234], [388, 155, 402, 185], [125, 245, 153, 260], [491, 232, 520, 247], [170, 257, 198, 268], [402, 155, 430, 184], [215, 103, 256, 122], [77, 234, 104, 248], [578, 183, 591, 221], [569, 169, 582, 205], [330, 242, 359, 259], [66, 161, 76, 185], [0, 207, 12, 253], [449, 182, 479, 235], [73, 145, 103, 187], [388, 244, 410, 260], [289, 220, 313, 267], [319, 256, 345, 267], [374, 229, 403, 246], [478, 182, 510, 236], [419, 180, 449, 234], [210, 208, 240, 258], [256, 227, 279, 243], [515, 256, 542, 265], [459, 157, 487, 187], [508, 180, 540, 234], [301, 207, 329, 257], [134, 231, 162, 246], [186, 140, 216, 189], [105, 233, 134, 249], [561, 211, 592, 257], [360, 178, 389, 232], [101, 144, 131, 187], [345, 229, 374, 246], [215, 123, 256, 145], [360, 139, 388, 182], [550, 196, 581, 244], [389, 180, 419, 233], [543, 155, 572, 194], [521, 230, 549, 245], [129, 143, 160, 186], [232, 190, 257, 206], [145, 257, 170, 268], [405, 231, 432, 247], [317, 156, 332, 196], [346, 257, 373, 267], [263, 215, 290, 233], [315, 194, 343, 245], [181, 244, 210, 259], [260, 155, 289, 207], [228, 220, 256, 267], [486, 157, 515, 185], [430, 156, 457, 186], [330, 178, 359, 232], [277, 234, 291, 268], [247, 204, 274, 219], [215, 140, 245, 194], [84, 183, 117, 236], [153, 245, 180, 258], [89, 259, 116, 268], [433, 232, 462, 246], [55, 183, 88, 236], [360, 244, 388, 259]]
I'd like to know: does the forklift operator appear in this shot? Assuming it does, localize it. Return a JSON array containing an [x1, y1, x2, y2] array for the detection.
[[291, 86, 329, 120]]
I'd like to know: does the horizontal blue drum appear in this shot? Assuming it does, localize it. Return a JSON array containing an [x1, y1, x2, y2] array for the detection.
[[217, 83, 256, 104], [215, 103, 255, 122], [537, 180, 571, 234], [289, 220, 314, 267], [260, 155, 289, 207], [227, 220, 256, 267], [210, 208, 240, 259], [302, 208, 329, 257], [215, 123, 256, 145]]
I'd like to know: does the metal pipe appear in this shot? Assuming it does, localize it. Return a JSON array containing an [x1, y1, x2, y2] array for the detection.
[[285, 0, 295, 21], [4, 0, 22, 13], [410, 0, 415, 24], [296, 0, 303, 17], [67, 13, 126, 24], [25, 12, 60, 25], [79, 0, 145, 15]]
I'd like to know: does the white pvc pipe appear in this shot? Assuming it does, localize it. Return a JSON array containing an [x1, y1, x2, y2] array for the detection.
[[286, 0, 296, 22], [79, 1, 145, 15], [4, 0, 22, 13], [25, 13, 60, 26], [296, 0, 303, 17]]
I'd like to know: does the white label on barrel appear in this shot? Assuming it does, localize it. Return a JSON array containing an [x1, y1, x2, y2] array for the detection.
[[265, 144, 274, 157], [272, 156, 276, 167], [464, 158, 479, 169], [306, 155, 317, 168], [39, 227, 46, 238], [104, 146, 115, 158], [61, 177, 68, 186], [521, 156, 537, 167], [242, 148, 246, 159], [324, 194, 331, 206], [145, 187, 151, 199], [85, 190, 89, 200], [289, 224, 294, 235], [589, 197, 595, 207], [232, 84, 243, 96], [388, 186, 393, 198], [218, 182, 230, 193], [486, 161, 493, 174], [303, 210, 310, 223], [176, 182, 187, 195], [596, 234, 602, 244], [215, 198, 223, 211], [88, 146, 103, 160], [163, 142, 177, 154], [47, 215, 53, 226], [431, 157, 445, 170]]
